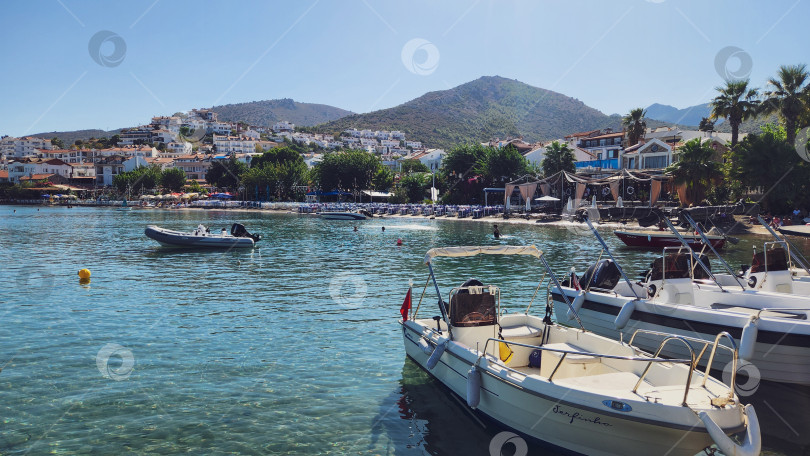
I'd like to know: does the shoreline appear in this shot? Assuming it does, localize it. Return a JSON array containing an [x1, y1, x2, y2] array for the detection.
[[2, 201, 778, 237]]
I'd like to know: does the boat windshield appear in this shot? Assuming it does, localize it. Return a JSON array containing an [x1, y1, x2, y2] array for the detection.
[[449, 286, 497, 327]]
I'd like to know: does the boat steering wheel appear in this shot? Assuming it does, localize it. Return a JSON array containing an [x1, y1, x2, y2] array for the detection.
[[461, 312, 487, 323]]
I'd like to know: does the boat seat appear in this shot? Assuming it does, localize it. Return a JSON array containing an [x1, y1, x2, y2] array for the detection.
[[501, 324, 542, 338], [541, 342, 600, 364], [555, 372, 652, 394]]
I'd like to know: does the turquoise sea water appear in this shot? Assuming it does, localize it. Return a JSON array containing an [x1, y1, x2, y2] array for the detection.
[[1, 205, 808, 455]]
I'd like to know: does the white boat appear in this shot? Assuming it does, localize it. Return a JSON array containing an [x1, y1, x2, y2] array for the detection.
[[402, 245, 760, 456], [319, 210, 370, 220], [550, 216, 810, 386], [144, 223, 260, 248]]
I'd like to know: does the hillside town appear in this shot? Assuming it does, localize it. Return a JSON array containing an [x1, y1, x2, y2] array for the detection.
[[0, 108, 439, 191], [0, 103, 734, 195]]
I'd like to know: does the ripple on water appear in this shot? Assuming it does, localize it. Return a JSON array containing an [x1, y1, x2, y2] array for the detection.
[[0, 206, 795, 455]]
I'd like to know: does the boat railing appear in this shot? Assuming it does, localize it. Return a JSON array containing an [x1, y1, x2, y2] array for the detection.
[[628, 329, 737, 403], [481, 335, 700, 406], [754, 307, 810, 319]]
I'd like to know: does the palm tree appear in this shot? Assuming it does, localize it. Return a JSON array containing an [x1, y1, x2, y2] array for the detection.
[[710, 79, 760, 150], [665, 138, 722, 206], [541, 141, 576, 177], [761, 64, 809, 146], [622, 108, 647, 146]]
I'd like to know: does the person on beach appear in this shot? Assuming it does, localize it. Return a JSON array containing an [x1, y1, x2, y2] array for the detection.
[[493, 224, 501, 239]]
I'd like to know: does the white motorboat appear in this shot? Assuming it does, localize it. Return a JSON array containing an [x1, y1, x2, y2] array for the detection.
[[144, 223, 261, 248], [401, 245, 760, 456], [319, 210, 370, 220], [550, 215, 810, 386]]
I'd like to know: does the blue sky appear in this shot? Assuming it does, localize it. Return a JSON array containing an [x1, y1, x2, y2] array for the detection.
[[1, 0, 808, 136]]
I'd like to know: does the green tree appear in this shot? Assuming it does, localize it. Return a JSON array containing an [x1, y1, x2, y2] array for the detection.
[[475, 144, 529, 187], [761, 64, 809, 146], [51, 137, 65, 149], [541, 141, 576, 177], [161, 167, 187, 192], [726, 124, 810, 213], [665, 138, 722, 206], [399, 159, 429, 174], [242, 147, 309, 200], [710, 79, 760, 149], [311, 150, 381, 192], [206, 157, 248, 190], [698, 117, 715, 132], [399, 173, 430, 203], [372, 167, 393, 191], [112, 165, 161, 194], [622, 108, 647, 146]]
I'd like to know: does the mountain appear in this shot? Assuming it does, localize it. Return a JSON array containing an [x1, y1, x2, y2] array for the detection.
[[211, 98, 353, 127], [644, 103, 711, 127], [644, 102, 778, 135], [317, 76, 621, 149], [30, 129, 123, 145]]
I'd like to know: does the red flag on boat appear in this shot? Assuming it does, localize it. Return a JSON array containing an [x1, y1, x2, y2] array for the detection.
[[571, 271, 581, 291], [400, 288, 412, 321]]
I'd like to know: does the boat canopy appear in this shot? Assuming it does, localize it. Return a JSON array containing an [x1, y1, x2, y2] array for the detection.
[[424, 245, 543, 264]]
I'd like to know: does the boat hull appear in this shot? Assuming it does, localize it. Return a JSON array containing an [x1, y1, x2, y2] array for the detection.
[[778, 225, 810, 238], [551, 287, 810, 385], [319, 212, 367, 220], [614, 230, 725, 250], [144, 225, 255, 248], [401, 321, 730, 456]]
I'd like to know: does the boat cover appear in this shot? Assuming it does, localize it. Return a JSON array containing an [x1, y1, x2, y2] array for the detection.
[[424, 245, 542, 264]]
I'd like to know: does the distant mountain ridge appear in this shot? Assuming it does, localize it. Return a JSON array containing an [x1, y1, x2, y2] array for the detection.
[[317, 76, 621, 149], [644, 103, 711, 127], [30, 129, 123, 145], [211, 98, 353, 127]]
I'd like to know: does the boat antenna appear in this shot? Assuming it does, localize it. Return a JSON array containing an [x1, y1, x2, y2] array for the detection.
[[680, 211, 746, 290], [581, 212, 641, 300], [539, 254, 585, 330], [426, 262, 449, 323]]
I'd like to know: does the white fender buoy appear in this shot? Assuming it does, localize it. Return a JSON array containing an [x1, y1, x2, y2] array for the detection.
[[466, 365, 481, 408], [699, 404, 761, 456], [426, 338, 448, 370], [566, 291, 586, 321], [739, 317, 759, 361], [614, 300, 636, 330], [417, 338, 432, 355]]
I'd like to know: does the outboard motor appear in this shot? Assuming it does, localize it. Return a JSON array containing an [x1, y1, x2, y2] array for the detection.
[[231, 223, 262, 242], [579, 259, 621, 290]]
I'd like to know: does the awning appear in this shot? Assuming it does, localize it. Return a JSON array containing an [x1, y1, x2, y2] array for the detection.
[[424, 245, 543, 264], [361, 190, 392, 197]]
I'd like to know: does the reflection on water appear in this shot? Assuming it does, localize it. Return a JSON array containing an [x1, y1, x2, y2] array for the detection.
[[0, 205, 806, 455]]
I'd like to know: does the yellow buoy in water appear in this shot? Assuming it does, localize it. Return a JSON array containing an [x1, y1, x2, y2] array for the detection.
[[78, 269, 91, 279]]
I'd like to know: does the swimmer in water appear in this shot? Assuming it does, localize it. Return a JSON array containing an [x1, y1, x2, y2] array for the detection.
[[353, 226, 358, 232], [493, 224, 501, 239], [381, 226, 385, 232]]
